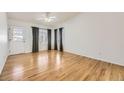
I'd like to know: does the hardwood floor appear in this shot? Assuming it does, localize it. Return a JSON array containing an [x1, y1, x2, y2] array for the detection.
[[0, 50, 124, 81]]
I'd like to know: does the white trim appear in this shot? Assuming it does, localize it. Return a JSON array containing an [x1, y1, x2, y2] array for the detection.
[[65, 49, 124, 67]]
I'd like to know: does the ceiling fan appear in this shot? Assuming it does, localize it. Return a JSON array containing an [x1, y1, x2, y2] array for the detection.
[[37, 12, 56, 23]]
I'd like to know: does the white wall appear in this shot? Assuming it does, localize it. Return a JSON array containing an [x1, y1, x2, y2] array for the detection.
[[51, 28, 55, 49], [60, 13, 124, 66], [8, 19, 49, 53], [0, 13, 8, 74]]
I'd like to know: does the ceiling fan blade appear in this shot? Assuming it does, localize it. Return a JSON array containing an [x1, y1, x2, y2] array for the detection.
[[49, 16, 56, 19], [36, 18, 44, 20]]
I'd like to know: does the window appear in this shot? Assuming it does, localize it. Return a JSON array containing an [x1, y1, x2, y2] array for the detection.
[[39, 29, 47, 44], [9, 26, 25, 41]]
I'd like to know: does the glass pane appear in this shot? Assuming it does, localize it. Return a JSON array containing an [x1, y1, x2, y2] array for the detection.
[[11, 26, 25, 41], [39, 29, 47, 44]]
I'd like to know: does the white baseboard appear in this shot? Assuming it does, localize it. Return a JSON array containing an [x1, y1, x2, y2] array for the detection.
[[65, 49, 124, 67]]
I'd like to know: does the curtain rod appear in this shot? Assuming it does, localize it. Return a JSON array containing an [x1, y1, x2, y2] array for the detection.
[[39, 28, 48, 30], [32, 27, 64, 30], [31, 26, 49, 30]]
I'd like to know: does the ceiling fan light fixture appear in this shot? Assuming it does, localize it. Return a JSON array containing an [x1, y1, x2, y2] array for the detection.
[[37, 17, 56, 23], [49, 16, 56, 19], [36, 13, 56, 23]]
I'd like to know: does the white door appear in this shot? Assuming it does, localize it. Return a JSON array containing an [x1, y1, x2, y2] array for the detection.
[[9, 26, 26, 55], [39, 29, 48, 51]]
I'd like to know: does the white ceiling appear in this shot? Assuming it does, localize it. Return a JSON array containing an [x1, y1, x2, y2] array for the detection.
[[7, 12, 80, 26]]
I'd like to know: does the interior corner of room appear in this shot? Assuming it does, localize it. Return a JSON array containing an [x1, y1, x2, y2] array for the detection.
[[0, 12, 124, 80]]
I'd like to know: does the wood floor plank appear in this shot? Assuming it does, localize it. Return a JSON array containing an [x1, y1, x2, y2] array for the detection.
[[0, 50, 124, 81]]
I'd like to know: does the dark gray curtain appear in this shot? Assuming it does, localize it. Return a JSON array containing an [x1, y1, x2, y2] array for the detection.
[[32, 27, 39, 52], [47, 29, 51, 50], [59, 28, 63, 51], [54, 29, 58, 50]]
